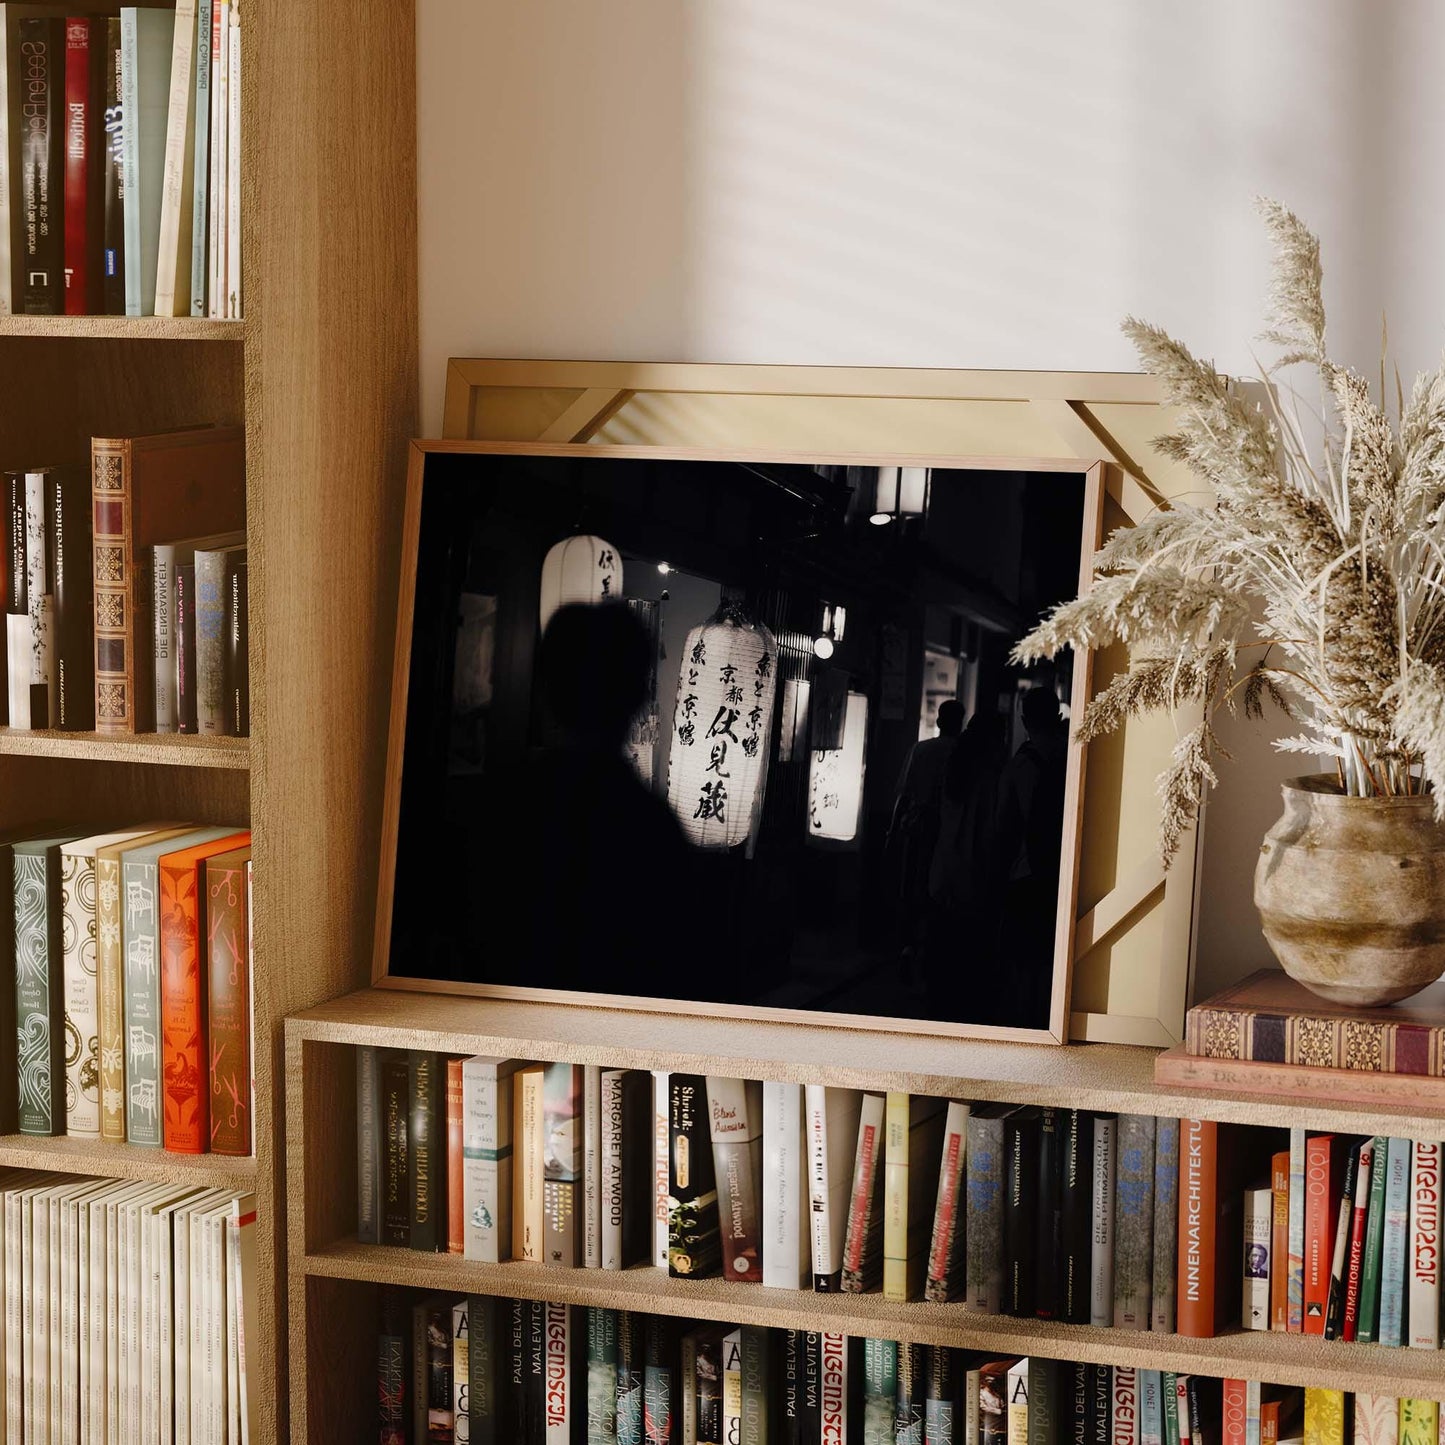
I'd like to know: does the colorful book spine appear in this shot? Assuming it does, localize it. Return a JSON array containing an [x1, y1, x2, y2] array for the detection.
[[542, 1062, 582, 1268], [1288, 1128, 1306, 1331], [841, 1091, 885, 1294], [356, 1046, 382, 1244], [1353, 1395, 1399, 1445], [1342, 1138, 1374, 1340], [1113, 1113, 1155, 1329], [926, 1100, 970, 1303], [60, 843, 101, 1137], [1269, 1151, 1290, 1331], [1113, 1367, 1139, 1445], [707, 1075, 763, 1284], [1089, 1114, 1116, 1327], [642, 1317, 677, 1445], [1380, 1136, 1412, 1347], [669, 1074, 719, 1279], [1151, 1116, 1179, 1332], [965, 1107, 1008, 1313], [1175, 1119, 1217, 1337], [1408, 1139, 1441, 1349], [1303, 1133, 1339, 1335], [819, 1334, 854, 1445], [101, 19, 125, 314], [1324, 1139, 1360, 1339], [1400, 1400, 1439, 1445], [462, 1056, 518, 1264], [13, 838, 72, 1135], [203, 845, 250, 1155], [63, 19, 101, 316], [761, 1080, 807, 1290], [652, 1071, 669, 1269], [1304, 1390, 1345, 1445], [447, 1058, 464, 1256], [1358, 1134, 1390, 1342]]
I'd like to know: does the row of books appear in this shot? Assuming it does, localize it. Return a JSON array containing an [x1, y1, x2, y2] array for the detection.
[[0, 822, 253, 1154], [0, 424, 248, 735], [0, 1172, 258, 1445], [0, 1, 242, 318], [376, 1289, 1443, 1445], [360, 1058, 1445, 1349]]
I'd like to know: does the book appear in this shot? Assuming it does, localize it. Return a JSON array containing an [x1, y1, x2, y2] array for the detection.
[[193, 539, 243, 734], [381, 1049, 409, 1246], [44, 468, 94, 730], [150, 529, 243, 731], [1323, 1138, 1361, 1340], [1303, 1134, 1344, 1335], [818, 1333, 857, 1445], [737, 1327, 767, 1445], [13, 834, 78, 1134], [669, 1073, 719, 1278], [119, 5, 173, 314], [1185, 968, 1445, 1074], [761, 1079, 808, 1290], [926, 1345, 960, 1445], [926, 1099, 970, 1303], [652, 1071, 668, 1269], [804, 1084, 861, 1292], [100, 16, 123, 314], [204, 842, 250, 1155], [356, 1046, 382, 1244], [1114, 1367, 1139, 1445], [616, 1310, 643, 1445], [1303, 1391, 1344, 1445], [90, 425, 245, 733], [1400, 1401, 1439, 1445], [175, 558, 199, 731], [205, 0, 224, 318], [226, 554, 247, 734], [452, 1298, 469, 1444], [839, 1089, 885, 1295], [4, 472, 28, 728], [1061, 1108, 1095, 1325], [1380, 1135, 1412, 1347], [600, 1067, 649, 1271], [542, 1061, 581, 1269], [158, 829, 248, 1152], [1341, 1137, 1374, 1340], [894, 1340, 925, 1445], [1003, 1106, 1039, 1317], [513, 1063, 544, 1263], [542, 1301, 581, 1444], [152, 0, 196, 314], [1028, 1359, 1058, 1445], [690, 1325, 723, 1444], [467, 1295, 512, 1445], [1141, 1371, 1164, 1445], [378, 1287, 410, 1444], [411, 1294, 454, 1445], [1007, 1359, 1030, 1445], [18, 16, 64, 313], [707, 1075, 763, 1283], [1034, 1107, 1062, 1320], [1113, 1113, 1155, 1329], [965, 1102, 1014, 1313], [409, 1049, 446, 1252], [1152, 1115, 1179, 1332], [447, 1057, 464, 1256], [1354, 1396, 1399, 1445], [586, 1306, 618, 1445], [222, 2, 237, 316], [6, 470, 52, 728], [62, 16, 103, 315], [978, 1358, 1018, 1445], [582, 1064, 601, 1271], [882, 1092, 944, 1302], [642, 1317, 679, 1445], [1408, 1137, 1440, 1348], [1268, 1150, 1290, 1331], [463, 1056, 520, 1264], [1241, 1181, 1272, 1329], [1287, 1128, 1305, 1333], [186, 0, 208, 314], [1357, 1134, 1390, 1342], [1089, 1113, 1115, 1326], [862, 1338, 896, 1445], [1156, 1044, 1445, 1110]]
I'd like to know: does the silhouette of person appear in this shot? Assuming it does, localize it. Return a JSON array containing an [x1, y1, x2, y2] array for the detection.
[[888, 699, 964, 943], [474, 601, 690, 997]]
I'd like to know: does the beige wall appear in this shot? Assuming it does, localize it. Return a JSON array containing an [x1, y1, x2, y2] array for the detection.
[[417, 0, 1445, 1004]]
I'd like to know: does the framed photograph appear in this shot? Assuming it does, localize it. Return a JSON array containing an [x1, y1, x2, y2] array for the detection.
[[374, 439, 1106, 1043]]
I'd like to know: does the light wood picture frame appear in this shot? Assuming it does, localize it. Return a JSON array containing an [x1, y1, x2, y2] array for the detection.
[[428, 360, 1203, 1046], [374, 438, 1111, 1043]]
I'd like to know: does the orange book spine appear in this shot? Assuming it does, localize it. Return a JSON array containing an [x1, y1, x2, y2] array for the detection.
[[1176, 1117, 1218, 1336], [1270, 1150, 1291, 1331], [446, 1058, 464, 1255], [205, 851, 251, 1155], [159, 855, 209, 1152]]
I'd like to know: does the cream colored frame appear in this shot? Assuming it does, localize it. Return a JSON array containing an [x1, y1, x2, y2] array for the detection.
[[430, 360, 1203, 1046]]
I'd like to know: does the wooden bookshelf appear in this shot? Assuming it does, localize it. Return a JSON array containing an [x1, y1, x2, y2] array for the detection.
[[0, 0, 420, 1441]]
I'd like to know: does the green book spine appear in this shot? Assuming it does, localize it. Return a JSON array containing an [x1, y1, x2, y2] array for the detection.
[[1356, 1134, 1390, 1343], [13, 839, 70, 1135], [1162, 1373, 1180, 1445], [586, 1306, 619, 1445]]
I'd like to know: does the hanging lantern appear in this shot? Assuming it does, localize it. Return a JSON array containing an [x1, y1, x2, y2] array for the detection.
[[869, 466, 931, 525], [538, 535, 623, 636], [807, 691, 869, 845], [777, 677, 811, 763], [665, 604, 779, 849]]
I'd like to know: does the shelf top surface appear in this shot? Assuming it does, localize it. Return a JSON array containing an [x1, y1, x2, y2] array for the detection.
[[287, 986, 1445, 1138], [0, 729, 250, 769], [0, 315, 245, 341]]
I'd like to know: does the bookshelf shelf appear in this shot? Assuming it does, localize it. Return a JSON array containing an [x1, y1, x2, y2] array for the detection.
[[0, 729, 250, 769], [299, 1240, 1445, 1402], [287, 989, 1445, 1142], [0, 314, 246, 341], [0, 1133, 255, 1187]]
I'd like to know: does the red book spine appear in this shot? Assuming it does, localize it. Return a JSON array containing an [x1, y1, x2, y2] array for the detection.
[[205, 855, 251, 1155], [1221, 1379, 1248, 1445], [63, 18, 93, 315], [1303, 1134, 1337, 1335], [1175, 1118, 1218, 1337], [446, 1058, 464, 1255], [159, 857, 209, 1153], [927, 1128, 964, 1286], [842, 1118, 879, 1275], [1341, 1141, 1374, 1341]]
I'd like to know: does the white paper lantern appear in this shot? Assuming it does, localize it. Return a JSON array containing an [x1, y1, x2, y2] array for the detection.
[[538, 535, 624, 636], [666, 606, 779, 849], [807, 691, 869, 844]]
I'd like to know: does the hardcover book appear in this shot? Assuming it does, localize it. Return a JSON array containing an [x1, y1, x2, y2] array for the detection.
[[706, 1075, 763, 1283], [1152, 1118, 1181, 1332], [408, 1049, 447, 1252], [616, 1310, 643, 1445], [1061, 1108, 1096, 1325], [761, 1079, 809, 1290], [1113, 1113, 1156, 1329], [1356, 1133, 1390, 1342], [1287, 1128, 1305, 1333], [1242, 1181, 1272, 1330], [1303, 1134, 1346, 1336], [964, 1102, 1016, 1314], [1034, 1107, 1062, 1320], [669, 1073, 720, 1278], [467, 1294, 514, 1445], [599, 1067, 650, 1271], [512, 1063, 544, 1262], [226, 555, 247, 735], [642, 1317, 679, 1445], [1353, 1395, 1399, 1445], [119, 5, 174, 315], [193, 539, 243, 734], [583, 1064, 601, 1269], [18, 16, 64, 313], [1408, 1138, 1440, 1349], [862, 1338, 897, 1445], [1303, 1390, 1345, 1445], [90, 426, 245, 734], [101, 16, 124, 315], [1156, 1045, 1445, 1110], [153, 0, 196, 315], [157, 829, 248, 1152], [463, 1055, 521, 1264], [356, 1046, 382, 1245], [924, 1345, 959, 1445], [150, 529, 243, 731], [894, 1340, 925, 1445], [925, 1099, 970, 1303], [1379, 1135, 1412, 1347], [187, 0, 210, 315], [1340, 1139, 1373, 1340], [1090, 1114, 1116, 1327], [882, 1092, 945, 1302], [586, 1306, 619, 1445], [381, 1048, 410, 1246], [63, 16, 104, 316], [1003, 1107, 1040, 1317], [542, 1060, 582, 1268], [44, 468, 94, 730], [1269, 1150, 1290, 1332], [804, 1084, 862, 1292], [738, 1326, 768, 1445], [203, 842, 250, 1155], [1400, 1401, 1439, 1445]]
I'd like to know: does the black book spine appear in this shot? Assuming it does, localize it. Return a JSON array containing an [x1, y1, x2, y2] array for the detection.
[[503, 1297, 531, 1445], [525, 1299, 546, 1445], [895, 1341, 926, 1445], [19, 19, 65, 314], [780, 1330, 803, 1445], [1060, 1109, 1095, 1325], [467, 1295, 503, 1445], [377, 1288, 411, 1445], [1069, 1363, 1090, 1445], [1034, 1105, 1061, 1320], [381, 1049, 410, 1246], [924, 1346, 959, 1445], [615, 1310, 644, 1445], [668, 1074, 720, 1278], [175, 563, 198, 733], [621, 1070, 652, 1268], [409, 1050, 444, 1251], [795, 1331, 821, 1445], [695, 1332, 722, 1444], [643, 1317, 680, 1445], [1088, 1364, 1110, 1445], [226, 556, 248, 735], [5, 473, 23, 616], [1186, 1376, 1203, 1445], [1003, 1108, 1039, 1317], [100, 17, 124, 316], [1325, 1137, 1363, 1340], [44, 470, 93, 730]]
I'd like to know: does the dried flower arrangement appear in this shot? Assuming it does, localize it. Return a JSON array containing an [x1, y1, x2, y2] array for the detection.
[[1014, 200, 1445, 863]]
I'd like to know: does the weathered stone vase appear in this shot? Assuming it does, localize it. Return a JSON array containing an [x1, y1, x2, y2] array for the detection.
[[1254, 775, 1445, 1006]]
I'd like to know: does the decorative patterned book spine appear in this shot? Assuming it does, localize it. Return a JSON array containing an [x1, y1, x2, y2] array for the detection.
[[964, 1108, 1007, 1314], [1408, 1139, 1441, 1349], [1400, 1400, 1439, 1445], [447, 1057, 464, 1256], [1151, 1116, 1179, 1331], [1113, 1113, 1156, 1329], [355, 1046, 381, 1245], [1353, 1395, 1399, 1445], [14, 843, 67, 1135], [61, 848, 101, 1136], [0, 847, 16, 1132], [90, 438, 135, 733], [1304, 1390, 1345, 1445], [94, 850, 127, 1141], [158, 850, 212, 1152], [409, 1050, 442, 1252], [1113, 1366, 1139, 1445], [204, 849, 249, 1155]]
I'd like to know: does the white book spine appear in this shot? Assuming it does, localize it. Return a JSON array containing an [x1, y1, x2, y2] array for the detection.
[[600, 1069, 626, 1271], [189, 0, 211, 314], [34, 1192, 51, 1445], [652, 1071, 669, 1268], [173, 1199, 192, 1445], [120, 9, 142, 315], [224, 1212, 240, 1445], [1242, 1184, 1272, 1330], [1138, 1371, 1162, 1445], [462, 1059, 513, 1264], [152, 544, 178, 732], [1408, 1138, 1441, 1349], [819, 1333, 849, 1444], [61, 1199, 77, 1445], [6, 613, 31, 729], [0, 12, 10, 314], [3, 1195, 16, 1445], [762, 1080, 807, 1290], [207, 0, 228, 319], [583, 1064, 602, 1270], [188, 1210, 204, 1445], [153, 0, 197, 314], [805, 1084, 832, 1281], [1090, 1115, 1116, 1327], [79, 1198, 91, 1445], [224, 7, 240, 318]]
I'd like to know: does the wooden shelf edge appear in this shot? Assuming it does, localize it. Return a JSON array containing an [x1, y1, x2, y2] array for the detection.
[[285, 991, 1445, 1141], [0, 1134, 256, 1186], [299, 1242, 1445, 1399], [0, 729, 251, 770], [0, 314, 246, 341]]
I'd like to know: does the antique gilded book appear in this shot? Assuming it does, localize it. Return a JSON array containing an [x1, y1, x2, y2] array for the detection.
[[202, 842, 250, 1155]]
